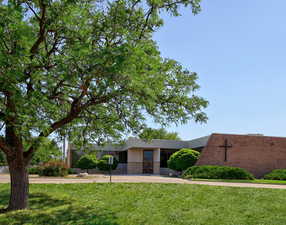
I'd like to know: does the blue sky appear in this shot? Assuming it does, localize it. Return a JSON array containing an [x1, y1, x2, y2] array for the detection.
[[151, 0, 286, 140]]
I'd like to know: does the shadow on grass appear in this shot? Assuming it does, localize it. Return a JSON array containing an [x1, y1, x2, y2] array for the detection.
[[0, 191, 119, 225]]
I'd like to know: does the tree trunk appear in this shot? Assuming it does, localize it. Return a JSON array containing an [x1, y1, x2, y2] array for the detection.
[[7, 164, 29, 211]]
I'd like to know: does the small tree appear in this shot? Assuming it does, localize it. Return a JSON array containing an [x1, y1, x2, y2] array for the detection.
[[76, 154, 97, 173], [167, 148, 200, 172], [97, 155, 119, 171]]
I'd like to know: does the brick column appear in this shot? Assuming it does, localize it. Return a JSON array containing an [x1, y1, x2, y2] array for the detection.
[[153, 148, 160, 174], [127, 149, 143, 174]]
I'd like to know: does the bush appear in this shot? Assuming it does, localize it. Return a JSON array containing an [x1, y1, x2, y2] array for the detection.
[[97, 155, 119, 171], [0, 151, 6, 166], [182, 165, 254, 180], [167, 148, 200, 171], [38, 161, 68, 177], [76, 154, 97, 173], [68, 168, 77, 174], [28, 167, 40, 174], [264, 169, 286, 180]]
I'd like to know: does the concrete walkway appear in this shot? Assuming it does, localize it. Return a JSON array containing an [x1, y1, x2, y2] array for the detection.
[[1, 174, 286, 189]]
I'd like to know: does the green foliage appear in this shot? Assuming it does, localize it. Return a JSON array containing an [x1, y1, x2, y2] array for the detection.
[[28, 167, 40, 175], [25, 138, 62, 165], [38, 161, 68, 177], [182, 165, 255, 180], [0, 151, 6, 166], [68, 168, 77, 175], [0, 0, 207, 158], [264, 169, 286, 180], [138, 128, 181, 140], [167, 149, 200, 171], [97, 155, 119, 171], [76, 154, 97, 172]]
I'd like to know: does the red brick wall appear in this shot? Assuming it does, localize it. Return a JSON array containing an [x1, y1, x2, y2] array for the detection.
[[196, 133, 286, 178]]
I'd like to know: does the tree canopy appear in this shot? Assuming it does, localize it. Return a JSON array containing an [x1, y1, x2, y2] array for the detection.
[[138, 127, 181, 140], [0, 0, 207, 211], [0, 0, 207, 153]]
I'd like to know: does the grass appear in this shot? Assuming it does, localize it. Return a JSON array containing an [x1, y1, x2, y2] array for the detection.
[[191, 178, 286, 185], [0, 183, 286, 225]]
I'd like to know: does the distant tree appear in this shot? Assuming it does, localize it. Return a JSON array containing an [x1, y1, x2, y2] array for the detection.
[[25, 138, 62, 165], [76, 154, 97, 173], [139, 128, 181, 140], [0, 0, 207, 211]]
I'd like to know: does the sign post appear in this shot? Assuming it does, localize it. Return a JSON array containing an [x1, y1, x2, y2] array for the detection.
[[108, 156, 114, 183]]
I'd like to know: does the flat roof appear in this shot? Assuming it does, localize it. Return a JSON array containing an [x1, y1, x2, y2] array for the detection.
[[89, 136, 210, 152]]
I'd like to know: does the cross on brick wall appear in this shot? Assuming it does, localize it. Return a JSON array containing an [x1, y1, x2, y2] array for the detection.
[[219, 139, 233, 162]]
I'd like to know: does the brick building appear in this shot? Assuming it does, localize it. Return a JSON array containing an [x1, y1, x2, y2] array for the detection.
[[68, 133, 286, 177], [197, 133, 286, 177]]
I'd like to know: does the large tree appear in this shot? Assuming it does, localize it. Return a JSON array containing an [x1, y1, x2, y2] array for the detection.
[[0, 0, 207, 211]]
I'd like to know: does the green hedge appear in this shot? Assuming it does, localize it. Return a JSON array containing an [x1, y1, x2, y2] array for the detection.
[[38, 161, 68, 177], [28, 167, 40, 174], [264, 169, 286, 180], [29, 166, 76, 175], [97, 155, 119, 171], [167, 148, 200, 171], [182, 165, 254, 180], [68, 168, 77, 174]]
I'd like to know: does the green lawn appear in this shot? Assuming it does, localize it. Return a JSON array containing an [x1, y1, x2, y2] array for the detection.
[[192, 178, 286, 185], [0, 183, 286, 225]]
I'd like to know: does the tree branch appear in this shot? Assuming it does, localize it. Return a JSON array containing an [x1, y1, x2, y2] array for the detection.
[[0, 37, 10, 53], [30, 0, 47, 57], [23, 89, 124, 162], [138, 5, 155, 40], [26, 2, 41, 21]]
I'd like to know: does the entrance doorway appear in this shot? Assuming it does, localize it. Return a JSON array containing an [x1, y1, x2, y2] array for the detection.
[[143, 150, 153, 174]]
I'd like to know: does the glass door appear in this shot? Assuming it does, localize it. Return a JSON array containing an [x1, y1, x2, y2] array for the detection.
[[143, 150, 153, 174]]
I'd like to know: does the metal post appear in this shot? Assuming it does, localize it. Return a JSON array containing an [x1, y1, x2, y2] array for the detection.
[[108, 156, 113, 183], [109, 163, 112, 183]]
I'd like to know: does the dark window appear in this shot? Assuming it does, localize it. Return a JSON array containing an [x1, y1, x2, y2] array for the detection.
[[160, 149, 177, 168], [119, 151, 127, 163]]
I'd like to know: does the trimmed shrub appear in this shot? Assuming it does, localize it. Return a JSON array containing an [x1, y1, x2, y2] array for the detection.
[[76, 154, 97, 173], [28, 167, 40, 174], [182, 165, 254, 180], [167, 148, 200, 172], [38, 161, 68, 177], [264, 169, 286, 180], [68, 168, 77, 174], [97, 155, 119, 171]]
